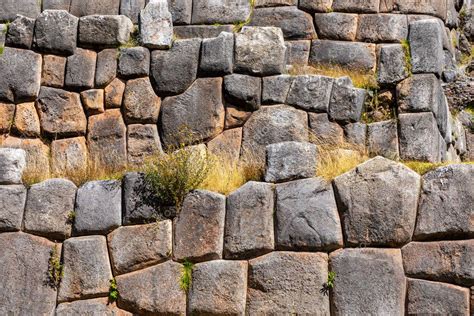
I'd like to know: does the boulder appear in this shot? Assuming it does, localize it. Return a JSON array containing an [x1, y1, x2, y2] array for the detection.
[[160, 78, 224, 147], [299, 0, 332, 12], [200, 32, 233, 76], [0, 0, 40, 22], [262, 75, 293, 104], [80, 89, 104, 115], [314, 12, 358, 41], [174, 190, 226, 262], [24, 179, 76, 240], [50, 137, 88, 177], [41, 55, 67, 88], [118, 47, 150, 78], [328, 77, 366, 123], [150, 38, 201, 95], [140, 0, 173, 49], [409, 19, 444, 75], [104, 78, 125, 108], [168, 0, 192, 24], [120, 0, 146, 24], [192, 0, 251, 24], [123, 78, 160, 124], [207, 128, 242, 162], [330, 248, 406, 315], [189, 260, 248, 315], [367, 120, 399, 159], [234, 27, 286, 76], [333, 156, 420, 246], [0, 47, 41, 103], [56, 298, 132, 316], [79, 15, 133, 48], [309, 112, 344, 145], [12, 102, 40, 137], [275, 178, 343, 251], [34, 10, 78, 55], [377, 44, 409, 84], [332, 0, 380, 12], [224, 182, 274, 259], [58, 236, 113, 302], [0, 148, 26, 184], [357, 14, 408, 42], [108, 221, 172, 275], [36, 87, 87, 137], [396, 0, 447, 20], [95, 49, 118, 88], [264, 141, 318, 183], [0, 102, 15, 133], [65, 48, 97, 89], [247, 252, 329, 315], [343, 122, 367, 147], [127, 124, 163, 165], [70, 0, 120, 16], [402, 240, 474, 286], [286, 75, 334, 112], [285, 40, 311, 65], [224, 74, 261, 111], [5, 15, 35, 49], [173, 25, 234, 39], [0, 185, 26, 232], [0, 232, 57, 315]]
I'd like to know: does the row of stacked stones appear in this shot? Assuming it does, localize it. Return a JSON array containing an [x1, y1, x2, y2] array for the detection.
[[0, 145, 473, 314], [0, 0, 473, 181]]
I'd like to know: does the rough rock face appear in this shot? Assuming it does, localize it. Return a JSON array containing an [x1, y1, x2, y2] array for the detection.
[[200, 32, 234, 76], [0, 0, 41, 22], [34, 10, 78, 55], [207, 128, 242, 162], [224, 74, 262, 111], [65, 48, 97, 89], [309, 113, 344, 145], [56, 298, 132, 316], [247, 252, 329, 315], [0, 103, 15, 133], [105, 78, 126, 108], [377, 44, 409, 84], [192, 0, 251, 24], [70, 0, 121, 16], [127, 124, 163, 165], [0, 148, 26, 185], [262, 75, 293, 104], [96, 49, 118, 88], [168, 0, 192, 24], [6, 15, 35, 49], [409, 19, 444, 75], [118, 47, 150, 78], [332, 0, 379, 13], [41, 55, 67, 88], [78, 15, 133, 48], [140, 0, 173, 49], [397, 74, 442, 113], [330, 248, 406, 315], [51, 137, 89, 177], [123, 78, 160, 124], [286, 75, 334, 112], [333, 156, 420, 247], [367, 120, 400, 159], [314, 13, 358, 41], [0, 185, 26, 232], [81, 89, 104, 115], [357, 14, 408, 42], [328, 77, 366, 123], [12, 102, 40, 137]]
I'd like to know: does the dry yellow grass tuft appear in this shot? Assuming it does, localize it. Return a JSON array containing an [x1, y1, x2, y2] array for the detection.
[[403, 160, 474, 175]]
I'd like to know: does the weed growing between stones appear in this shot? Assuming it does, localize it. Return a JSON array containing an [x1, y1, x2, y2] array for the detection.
[[48, 245, 63, 288], [67, 211, 76, 224], [120, 26, 140, 48], [362, 89, 396, 123], [233, 0, 255, 32], [320, 271, 336, 296], [400, 39, 413, 76], [109, 278, 119, 302], [403, 161, 474, 175], [179, 260, 194, 293]]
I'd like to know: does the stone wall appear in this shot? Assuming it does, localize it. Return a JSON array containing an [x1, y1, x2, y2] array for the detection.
[[0, 146, 473, 314]]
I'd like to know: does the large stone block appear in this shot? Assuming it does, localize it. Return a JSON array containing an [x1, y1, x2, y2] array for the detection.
[[332, 0, 380, 12], [150, 38, 201, 95], [409, 19, 444, 75], [0, 102, 15, 133], [56, 298, 132, 316], [79, 15, 133, 48], [36, 87, 87, 137], [377, 44, 409, 84], [168, 0, 192, 24], [234, 27, 286, 76], [34, 10, 78, 55], [207, 128, 242, 162], [42, 0, 72, 11], [249, 6, 316, 40], [309, 112, 344, 145], [402, 240, 474, 286], [357, 14, 408, 42], [116, 261, 186, 315], [104, 78, 125, 108], [367, 120, 399, 159], [285, 40, 311, 65], [333, 156, 420, 246], [397, 74, 442, 113], [5, 15, 35, 49], [174, 190, 226, 262], [299, 0, 333, 12], [192, 0, 251, 24], [224, 74, 261, 111], [127, 124, 163, 165], [58, 236, 113, 302], [0, 148, 26, 184], [173, 24, 234, 38], [120, 0, 146, 24], [0, 185, 26, 232], [314, 12, 358, 41], [160, 78, 224, 147], [276, 177, 343, 251], [225, 182, 274, 259], [395, 0, 447, 20], [330, 248, 406, 315], [328, 77, 366, 123], [343, 122, 367, 147], [0, 0, 40, 22], [80, 89, 104, 115], [96, 49, 118, 88], [51, 137, 88, 177], [415, 164, 474, 240], [118, 47, 150, 79], [200, 32, 234, 76], [70, 0, 120, 16], [247, 252, 330, 314], [123, 78, 160, 124], [286, 75, 334, 112], [24, 179, 76, 240], [108, 221, 172, 275], [65, 48, 97, 90], [262, 75, 293, 105], [140, 0, 173, 49], [0, 48, 41, 103], [189, 260, 248, 315], [41, 54, 67, 88], [0, 233, 57, 315]]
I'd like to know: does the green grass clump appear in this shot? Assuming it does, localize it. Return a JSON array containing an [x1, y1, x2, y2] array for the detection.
[[180, 260, 194, 292], [400, 39, 413, 76], [109, 278, 119, 302], [48, 245, 63, 288]]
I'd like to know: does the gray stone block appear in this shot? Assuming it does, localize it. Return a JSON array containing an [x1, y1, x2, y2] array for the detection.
[[118, 47, 150, 79], [168, 0, 192, 24], [34, 10, 78, 55], [409, 19, 444, 75], [70, 0, 120, 16], [140, 0, 173, 49], [65, 48, 97, 90], [0, 148, 26, 184], [74, 180, 122, 235], [396, 0, 447, 20], [123, 78, 160, 124], [0, 0, 40, 22], [127, 124, 163, 165], [397, 74, 442, 113], [56, 298, 132, 316], [120, 0, 146, 24], [314, 12, 358, 41], [332, 0, 380, 12], [79, 15, 133, 48], [41, 55, 66, 88], [377, 44, 409, 84], [367, 120, 399, 159], [200, 32, 233, 76], [309, 112, 344, 145], [207, 128, 242, 162], [173, 25, 234, 39], [95, 49, 117, 88], [285, 40, 311, 65], [356, 13, 408, 42], [286, 75, 334, 112], [328, 77, 366, 123], [192, 0, 251, 24], [262, 75, 293, 104], [42, 0, 72, 10], [5, 15, 35, 49], [224, 74, 261, 111], [343, 122, 367, 147], [255, 0, 297, 6], [0, 185, 26, 232], [224, 182, 274, 259], [299, 0, 332, 12]]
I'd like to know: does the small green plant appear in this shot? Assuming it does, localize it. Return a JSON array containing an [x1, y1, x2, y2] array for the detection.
[[109, 278, 119, 302], [120, 26, 140, 48], [362, 89, 395, 123], [233, 0, 255, 32], [67, 211, 76, 224], [48, 245, 63, 288], [180, 260, 194, 292], [400, 39, 413, 76], [320, 271, 336, 296]]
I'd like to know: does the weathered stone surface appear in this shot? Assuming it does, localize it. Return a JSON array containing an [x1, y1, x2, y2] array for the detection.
[[224, 74, 261, 111], [120, 0, 146, 24], [79, 15, 133, 48], [13, 102, 40, 137], [407, 278, 470, 315], [314, 12, 358, 41], [41, 55, 66, 88], [118, 47, 150, 79], [241, 105, 309, 161], [24, 179, 76, 240], [127, 124, 162, 165], [105, 78, 125, 108], [285, 40, 311, 65], [249, 7, 316, 40], [332, 0, 379, 12], [200, 32, 233, 76], [224, 182, 274, 259], [36, 87, 87, 137], [207, 128, 242, 162], [0, 232, 57, 315], [265, 141, 317, 183], [192, 0, 251, 24], [140, 0, 173, 49], [96, 49, 117, 88], [168, 0, 192, 24], [399, 112, 441, 162], [65, 48, 97, 89], [333, 156, 420, 246], [189, 260, 248, 315], [80, 89, 104, 115], [402, 240, 474, 286], [0, 148, 26, 184], [330, 248, 406, 315], [377, 44, 409, 84], [43, 0, 72, 10], [70, 0, 120, 16], [108, 221, 172, 275], [409, 19, 444, 75], [225, 105, 252, 129], [255, 0, 297, 6], [396, 0, 447, 20], [262, 75, 293, 104], [357, 14, 407, 42], [0, 102, 15, 133], [234, 27, 286, 76], [75, 180, 121, 235], [87, 109, 127, 169], [286, 75, 334, 112], [35, 10, 78, 55], [58, 236, 113, 302], [343, 122, 367, 147], [0, 0, 41, 22], [161, 78, 224, 147], [123, 78, 160, 124], [299, 0, 332, 12], [150, 38, 201, 95], [116, 261, 186, 315], [51, 137, 88, 177], [0, 47, 41, 103], [397, 74, 442, 113], [309, 112, 344, 145], [328, 77, 366, 123], [174, 190, 226, 262], [0, 185, 26, 232], [275, 177, 343, 251], [367, 120, 399, 159], [5, 15, 35, 49], [56, 298, 132, 316], [173, 25, 234, 39], [310, 40, 376, 72], [247, 252, 329, 315], [415, 164, 473, 240]]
